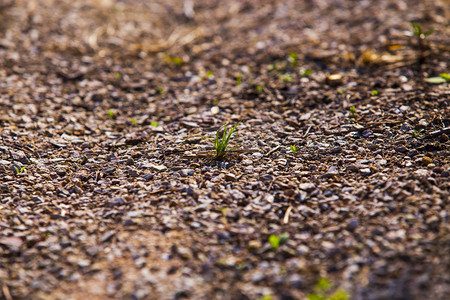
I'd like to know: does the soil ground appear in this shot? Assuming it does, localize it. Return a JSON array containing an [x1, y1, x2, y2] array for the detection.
[[0, 0, 449, 299]]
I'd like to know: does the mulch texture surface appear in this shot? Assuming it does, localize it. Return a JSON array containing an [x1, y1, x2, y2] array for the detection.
[[0, 0, 449, 299]]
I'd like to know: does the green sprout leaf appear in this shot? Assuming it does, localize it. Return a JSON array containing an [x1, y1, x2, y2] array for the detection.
[[288, 52, 298, 67], [269, 233, 289, 250], [315, 277, 332, 292], [410, 22, 434, 39], [150, 121, 160, 128], [206, 70, 214, 78], [300, 68, 313, 77], [410, 22, 422, 37], [371, 90, 378, 96], [129, 118, 138, 126], [279, 232, 289, 243], [439, 73, 450, 81], [329, 288, 350, 300], [290, 145, 297, 156], [423, 28, 435, 38], [236, 73, 243, 86], [349, 106, 356, 117], [280, 73, 293, 82], [108, 110, 115, 119], [269, 234, 280, 249]]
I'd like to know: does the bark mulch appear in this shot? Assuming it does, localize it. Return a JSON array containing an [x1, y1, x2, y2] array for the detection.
[[0, 0, 449, 299]]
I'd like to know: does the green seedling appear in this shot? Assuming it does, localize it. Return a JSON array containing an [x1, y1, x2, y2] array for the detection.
[[411, 128, 424, 138], [300, 68, 313, 77], [14, 166, 26, 174], [290, 145, 298, 156], [236, 73, 243, 86], [108, 109, 115, 119], [269, 233, 289, 250], [349, 106, 356, 118], [258, 295, 273, 300], [288, 52, 298, 67], [210, 121, 241, 158], [129, 118, 138, 126], [410, 22, 434, 70], [410, 22, 434, 40], [280, 73, 293, 82], [189, 121, 242, 158], [371, 90, 378, 96], [156, 86, 165, 95], [256, 85, 264, 93], [114, 72, 122, 80], [206, 70, 214, 79], [307, 277, 350, 300], [164, 55, 184, 66], [150, 121, 160, 128]]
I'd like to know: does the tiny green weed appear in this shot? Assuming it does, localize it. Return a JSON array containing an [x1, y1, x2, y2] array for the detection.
[[371, 90, 378, 96], [184, 121, 242, 159], [236, 73, 243, 86], [256, 85, 264, 93], [269, 233, 289, 250], [150, 121, 160, 128], [409, 22, 434, 70], [349, 106, 356, 118], [164, 55, 184, 66], [288, 52, 298, 67], [108, 109, 115, 119], [307, 277, 350, 300], [300, 68, 313, 77], [411, 128, 424, 138], [210, 121, 241, 158], [129, 118, 138, 126], [156, 86, 165, 95], [206, 70, 214, 79], [280, 73, 293, 82], [410, 22, 434, 40], [14, 166, 26, 174], [290, 145, 297, 156]]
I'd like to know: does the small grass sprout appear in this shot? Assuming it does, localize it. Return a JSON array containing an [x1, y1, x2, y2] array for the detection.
[[280, 73, 293, 82], [300, 67, 313, 77], [14, 166, 26, 174], [150, 121, 160, 128], [288, 52, 298, 67], [269, 233, 289, 250], [409, 22, 434, 70], [371, 90, 378, 96], [410, 22, 434, 40], [307, 277, 350, 300], [108, 109, 115, 119], [236, 73, 243, 86], [411, 128, 424, 138], [349, 106, 356, 118], [156, 86, 165, 95], [210, 121, 241, 158], [256, 85, 263, 93], [129, 118, 138, 126], [164, 55, 184, 66], [290, 145, 297, 156], [206, 70, 214, 79]]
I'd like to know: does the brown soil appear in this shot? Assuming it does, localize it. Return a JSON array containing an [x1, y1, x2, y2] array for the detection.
[[0, 0, 449, 299]]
